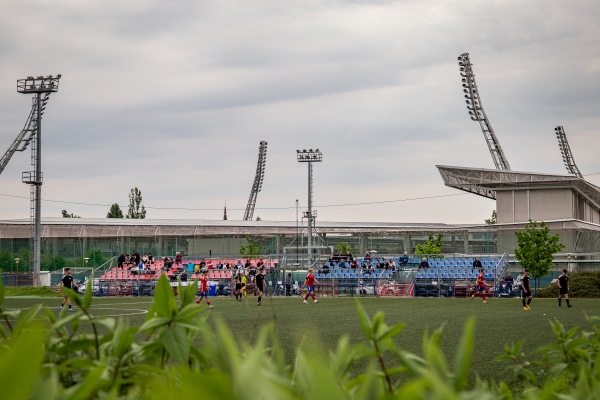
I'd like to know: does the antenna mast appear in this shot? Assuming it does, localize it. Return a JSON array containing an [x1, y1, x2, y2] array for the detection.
[[243, 141, 268, 221], [458, 53, 511, 170]]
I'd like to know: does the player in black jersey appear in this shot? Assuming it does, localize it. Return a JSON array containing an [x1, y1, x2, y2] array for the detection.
[[58, 268, 79, 312], [557, 269, 572, 308], [521, 270, 533, 311], [255, 266, 266, 306]]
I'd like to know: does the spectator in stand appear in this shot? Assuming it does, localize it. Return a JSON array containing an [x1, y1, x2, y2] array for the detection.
[[360, 261, 368, 269], [235, 260, 243, 269], [257, 259, 264, 268], [400, 252, 409, 268], [124, 253, 131, 266], [216, 261, 223, 270], [504, 272, 514, 296], [117, 253, 126, 270], [175, 252, 183, 266], [364, 252, 372, 260], [473, 257, 483, 270], [245, 259, 252, 269], [332, 251, 340, 261], [163, 257, 174, 271], [366, 262, 374, 274], [199, 260, 207, 270], [420, 257, 430, 269], [389, 259, 397, 271], [132, 251, 141, 266], [180, 270, 187, 282], [142, 254, 149, 265], [148, 253, 154, 264], [350, 259, 359, 269], [319, 262, 330, 275]]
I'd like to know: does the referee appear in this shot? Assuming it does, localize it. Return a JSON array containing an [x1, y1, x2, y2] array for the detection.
[[58, 267, 79, 312], [557, 269, 573, 308]]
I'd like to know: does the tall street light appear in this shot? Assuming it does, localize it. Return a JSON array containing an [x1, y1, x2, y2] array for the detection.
[[296, 149, 322, 262], [17, 74, 61, 286]]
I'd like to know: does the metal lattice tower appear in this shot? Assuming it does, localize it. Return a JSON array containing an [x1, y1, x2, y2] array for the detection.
[[15, 75, 61, 285], [554, 126, 583, 178], [243, 141, 268, 221], [458, 53, 511, 171]]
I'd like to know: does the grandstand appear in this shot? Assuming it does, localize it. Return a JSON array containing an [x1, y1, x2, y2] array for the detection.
[[71, 254, 508, 300]]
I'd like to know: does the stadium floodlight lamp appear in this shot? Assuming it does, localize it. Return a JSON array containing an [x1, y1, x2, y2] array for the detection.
[[297, 148, 322, 163]]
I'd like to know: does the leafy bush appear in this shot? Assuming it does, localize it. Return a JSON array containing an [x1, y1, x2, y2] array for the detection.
[[1, 276, 600, 399], [537, 271, 600, 298]]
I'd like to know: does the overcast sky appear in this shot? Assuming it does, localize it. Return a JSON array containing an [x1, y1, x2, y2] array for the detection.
[[0, 0, 598, 224]]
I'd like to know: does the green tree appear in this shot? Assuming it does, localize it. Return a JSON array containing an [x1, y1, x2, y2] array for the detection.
[[335, 242, 352, 254], [126, 187, 146, 219], [485, 210, 497, 225], [414, 233, 444, 258], [40, 254, 67, 272], [515, 220, 565, 294], [106, 203, 124, 218], [240, 236, 262, 259], [61, 210, 80, 218]]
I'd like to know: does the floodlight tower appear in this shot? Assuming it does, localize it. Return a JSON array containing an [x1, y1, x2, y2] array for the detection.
[[16, 74, 61, 286], [554, 126, 582, 178], [296, 149, 322, 258], [458, 53, 511, 170], [244, 141, 268, 221]]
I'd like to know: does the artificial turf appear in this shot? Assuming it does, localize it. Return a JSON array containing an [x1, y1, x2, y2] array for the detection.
[[4, 295, 597, 384]]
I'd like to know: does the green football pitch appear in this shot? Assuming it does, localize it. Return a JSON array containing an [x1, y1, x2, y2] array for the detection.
[[5, 295, 598, 383]]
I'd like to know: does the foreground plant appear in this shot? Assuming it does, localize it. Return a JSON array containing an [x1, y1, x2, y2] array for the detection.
[[1, 276, 600, 399]]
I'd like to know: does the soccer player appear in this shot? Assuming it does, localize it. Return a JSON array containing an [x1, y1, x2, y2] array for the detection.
[[557, 269, 572, 308], [234, 272, 242, 301], [521, 270, 533, 310], [470, 269, 487, 303], [58, 267, 79, 312], [255, 266, 266, 306], [196, 269, 214, 308], [241, 273, 247, 297], [302, 268, 320, 304]]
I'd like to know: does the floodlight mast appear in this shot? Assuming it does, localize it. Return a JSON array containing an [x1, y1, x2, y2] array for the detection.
[[296, 149, 322, 262], [243, 141, 268, 221], [554, 126, 582, 178], [458, 53, 511, 171], [16, 74, 61, 286]]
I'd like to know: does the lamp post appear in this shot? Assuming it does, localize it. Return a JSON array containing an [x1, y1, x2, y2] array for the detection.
[[14, 257, 20, 274], [296, 149, 322, 263], [84, 257, 90, 270], [17, 74, 61, 287]]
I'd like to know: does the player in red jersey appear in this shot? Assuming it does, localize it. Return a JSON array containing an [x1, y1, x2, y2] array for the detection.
[[470, 269, 488, 303], [196, 269, 214, 308], [302, 268, 320, 304]]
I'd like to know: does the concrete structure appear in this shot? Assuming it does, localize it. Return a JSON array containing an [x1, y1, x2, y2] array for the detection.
[[437, 165, 600, 254]]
